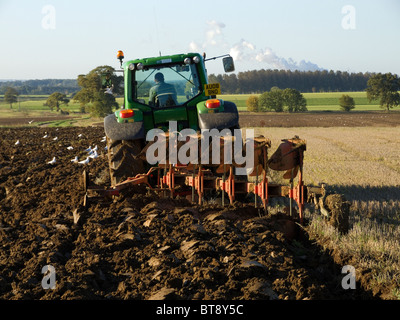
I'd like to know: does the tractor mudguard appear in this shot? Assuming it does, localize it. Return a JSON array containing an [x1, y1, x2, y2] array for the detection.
[[198, 101, 239, 130], [104, 113, 145, 141]]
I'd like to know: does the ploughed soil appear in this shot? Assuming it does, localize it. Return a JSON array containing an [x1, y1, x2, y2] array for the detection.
[[0, 126, 384, 300]]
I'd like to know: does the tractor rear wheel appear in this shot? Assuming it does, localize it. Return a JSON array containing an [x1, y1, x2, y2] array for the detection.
[[107, 138, 145, 186]]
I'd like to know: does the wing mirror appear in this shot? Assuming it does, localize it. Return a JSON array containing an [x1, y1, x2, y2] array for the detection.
[[223, 56, 235, 73]]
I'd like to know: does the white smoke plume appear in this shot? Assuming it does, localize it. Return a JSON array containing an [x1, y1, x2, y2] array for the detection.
[[190, 21, 324, 72], [189, 20, 227, 52]]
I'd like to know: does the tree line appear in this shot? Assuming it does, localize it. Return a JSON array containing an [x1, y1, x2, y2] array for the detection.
[[208, 69, 374, 94], [0, 69, 375, 97], [0, 79, 79, 95]]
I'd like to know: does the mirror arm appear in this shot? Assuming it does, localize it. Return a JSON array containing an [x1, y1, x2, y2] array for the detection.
[[204, 54, 231, 62]]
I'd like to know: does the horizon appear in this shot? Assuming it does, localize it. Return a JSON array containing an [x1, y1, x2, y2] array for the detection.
[[0, 67, 396, 82]]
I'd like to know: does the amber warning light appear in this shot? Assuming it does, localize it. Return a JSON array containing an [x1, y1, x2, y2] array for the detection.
[[117, 50, 124, 66]]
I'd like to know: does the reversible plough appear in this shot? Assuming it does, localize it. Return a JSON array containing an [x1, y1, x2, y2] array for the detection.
[[83, 135, 327, 225]]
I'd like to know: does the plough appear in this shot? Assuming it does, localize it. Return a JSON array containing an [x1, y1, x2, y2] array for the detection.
[[83, 136, 327, 225]]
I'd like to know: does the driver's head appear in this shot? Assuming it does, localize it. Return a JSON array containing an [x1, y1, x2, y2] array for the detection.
[[154, 72, 164, 83]]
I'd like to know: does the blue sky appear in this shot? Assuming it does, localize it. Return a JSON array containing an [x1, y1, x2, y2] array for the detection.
[[0, 0, 399, 79]]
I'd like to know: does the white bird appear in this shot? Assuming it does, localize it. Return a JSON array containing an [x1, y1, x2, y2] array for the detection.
[[71, 156, 78, 163], [53, 137, 58, 141], [78, 134, 83, 138], [88, 145, 98, 155], [28, 120, 34, 124], [84, 146, 92, 152], [89, 150, 99, 159], [43, 134, 48, 139], [47, 157, 56, 165], [101, 136, 106, 143], [104, 87, 113, 95], [78, 157, 90, 165], [15, 140, 20, 146], [67, 146, 74, 150]]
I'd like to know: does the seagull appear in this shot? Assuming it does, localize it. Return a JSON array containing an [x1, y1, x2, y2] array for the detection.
[[47, 157, 56, 165], [53, 137, 58, 141], [78, 134, 83, 138], [89, 150, 99, 159], [78, 157, 90, 165], [101, 136, 106, 143], [28, 120, 34, 124], [88, 145, 98, 155], [104, 87, 113, 95], [43, 134, 48, 139], [15, 140, 20, 146], [67, 146, 74, 150], [84, 146, 92, 153], [70, 156, 78, 163]]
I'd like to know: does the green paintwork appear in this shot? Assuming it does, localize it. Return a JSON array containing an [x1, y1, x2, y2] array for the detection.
[[113, 52, 230, 134]]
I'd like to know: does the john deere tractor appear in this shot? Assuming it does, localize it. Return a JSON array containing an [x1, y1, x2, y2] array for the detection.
[[94, 52, 347, 231], [103, 51, 239, 186]]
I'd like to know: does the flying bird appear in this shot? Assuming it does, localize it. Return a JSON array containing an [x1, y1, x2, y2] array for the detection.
[[78, 157, 90, 165], [71, 156, 78, 163], [15, 140, 20, 146], [28, 120, 34, 124], [84, 146, 92, 152], [47, 157, 56, 165]]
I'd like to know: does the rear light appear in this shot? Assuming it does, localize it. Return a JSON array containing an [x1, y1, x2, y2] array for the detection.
[[120, 109, 134, 119], [205, 99, 221, 109]]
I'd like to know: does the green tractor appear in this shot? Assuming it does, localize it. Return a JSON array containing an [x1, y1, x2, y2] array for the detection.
[[103, 51, 240, 186], [93, 52, 347, 231]]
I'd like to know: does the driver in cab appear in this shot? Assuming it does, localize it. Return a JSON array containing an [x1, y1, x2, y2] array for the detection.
[[149, 72, 178, 107]]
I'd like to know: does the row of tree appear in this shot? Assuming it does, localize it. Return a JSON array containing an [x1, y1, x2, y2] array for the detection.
[[208, 69, 374, 94], [0, 69, 376, 97], [0, 79, 79, 95]]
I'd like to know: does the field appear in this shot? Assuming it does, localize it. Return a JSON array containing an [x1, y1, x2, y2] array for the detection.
[[0, 92, 381, 119], [260, 127, 400, 299], [222, 92, 381, 111], [0, 97, 399, 300]]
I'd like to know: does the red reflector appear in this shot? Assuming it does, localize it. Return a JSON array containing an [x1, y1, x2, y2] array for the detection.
[[120, 109, 134, 119], [206, 99, 221, 109]]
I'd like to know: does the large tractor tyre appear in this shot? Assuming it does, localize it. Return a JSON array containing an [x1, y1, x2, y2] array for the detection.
[[107, 138, 145, 186]]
